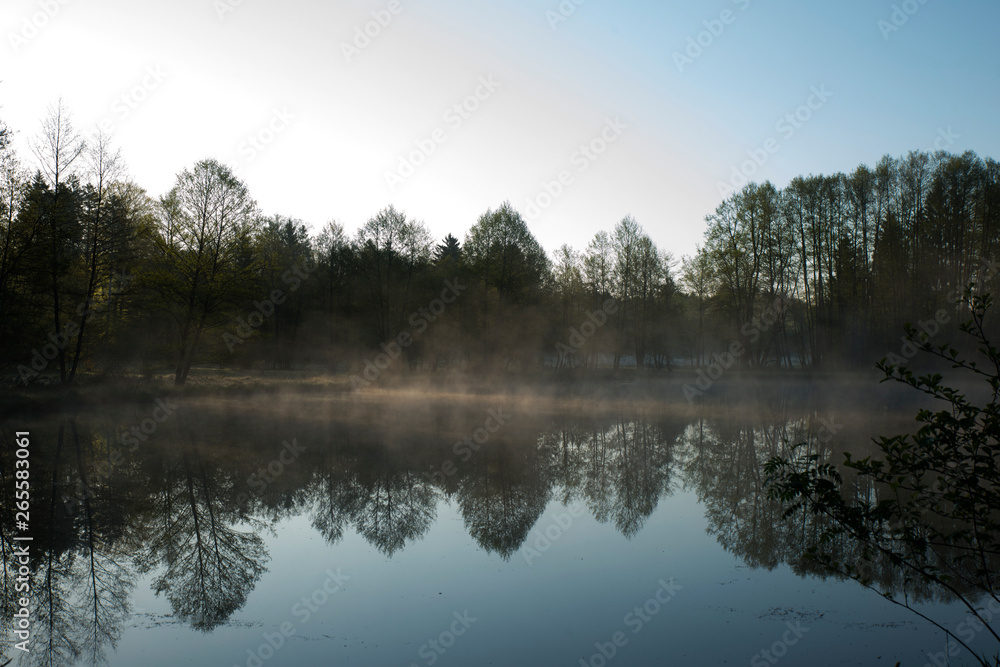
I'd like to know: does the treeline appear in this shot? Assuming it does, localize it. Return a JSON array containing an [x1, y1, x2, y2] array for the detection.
[[692, 152, 1000, 368], [1, 102, 998, 386]]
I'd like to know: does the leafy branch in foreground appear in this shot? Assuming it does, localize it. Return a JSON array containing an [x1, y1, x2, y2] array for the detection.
[[766, 286, 1000, 666]]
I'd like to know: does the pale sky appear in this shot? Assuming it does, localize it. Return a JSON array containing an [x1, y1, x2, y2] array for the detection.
[[2, 0, 998, 261]]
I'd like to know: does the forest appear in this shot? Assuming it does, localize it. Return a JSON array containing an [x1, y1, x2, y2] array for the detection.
[[1, 102, 998, 387]]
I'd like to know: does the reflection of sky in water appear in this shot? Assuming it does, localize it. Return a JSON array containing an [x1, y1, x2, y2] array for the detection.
[[115, 499, 976, 667], [1, 399, 989, 666]]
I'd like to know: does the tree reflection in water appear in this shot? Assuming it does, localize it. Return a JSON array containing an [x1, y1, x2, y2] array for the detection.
[[141, 437, 268, 631], [0, 392, 950, 665]]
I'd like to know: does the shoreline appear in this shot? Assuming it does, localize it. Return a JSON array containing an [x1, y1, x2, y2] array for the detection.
[[0, 364, 917, 418]]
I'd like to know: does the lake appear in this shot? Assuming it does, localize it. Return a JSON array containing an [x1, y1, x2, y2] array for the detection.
[[0, 381, 989, 666]]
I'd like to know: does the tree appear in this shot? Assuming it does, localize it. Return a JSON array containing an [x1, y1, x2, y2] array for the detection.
[[680, 247, 715, 366], [610, 216, 641, 368], [464, 201, 549, 365], [0, 139, 35, 356], [29, 100, 86, 383], [145, 443, 268, 630], [313, 220, 355, 365], [583, 230, 614, 303], [631, 234, 667, 368], [766, 287, 1000, 666], [250, 215, 312, 369], [148, 159, 258, 385], [435, 234, 461, 265], [355, 205, 431, 343], [67, 129, 124, 383]]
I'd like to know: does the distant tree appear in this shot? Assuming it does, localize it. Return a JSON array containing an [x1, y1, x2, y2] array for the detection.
[[355, 205, 432, 344], [464, 202, 548, 301], [434, 233, 461, 265], [583, 230, 614, 304], [252, 215, 312, 368], [464, 201, 549, 364], [680, 247, 715, 365], [552, 244, 585, 367], [313, 220, 356, 363], [552, 244, 583, 312], [631, 234, 665, 368], [610, 216, 641, 368]]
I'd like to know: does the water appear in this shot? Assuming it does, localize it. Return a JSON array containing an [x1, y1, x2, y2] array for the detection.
[[0, 388, 990, 666]]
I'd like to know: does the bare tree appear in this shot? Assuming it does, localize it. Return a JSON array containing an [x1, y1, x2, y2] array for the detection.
[[29, 100, 85, 383], [67, 130, 123, 382]]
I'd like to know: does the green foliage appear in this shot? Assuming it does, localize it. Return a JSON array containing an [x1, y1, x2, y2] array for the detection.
[[2, 101, 999, 383], [766, 286, 1000, 666], [464, 200, 549, 302], [434, 233, 461, 265]]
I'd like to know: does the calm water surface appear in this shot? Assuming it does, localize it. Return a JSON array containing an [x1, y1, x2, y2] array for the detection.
[[0, 388, 987, 666]]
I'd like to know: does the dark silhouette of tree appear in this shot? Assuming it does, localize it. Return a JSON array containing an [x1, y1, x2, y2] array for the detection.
[[67, 131, 126, 384], [464, 201, 549, 366], [456, 440, 551, 559], [146, 159, 258, 385], [355, 205, 432, 344], [353, 465, 436, 557], [434, 233, 461, 265], [143, 441, 268, 631], [28, 100, 85, 385], [0, 98, 997, 385], [310, 461, 368, 546], [67, 420, 135, 665]]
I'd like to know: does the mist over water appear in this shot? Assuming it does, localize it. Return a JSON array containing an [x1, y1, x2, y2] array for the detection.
[[0, 381, 984, 666]]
